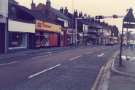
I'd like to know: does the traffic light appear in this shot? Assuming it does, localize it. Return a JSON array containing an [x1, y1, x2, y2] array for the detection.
[[95, 15, 104, 19]]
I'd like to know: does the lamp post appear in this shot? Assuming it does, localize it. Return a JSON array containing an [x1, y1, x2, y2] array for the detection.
[[119, 20, 124, 66], [75, 18, 78, 47], [71, 0, 74, 46]]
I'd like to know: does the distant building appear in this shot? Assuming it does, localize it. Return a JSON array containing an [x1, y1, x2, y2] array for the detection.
[[30, 9, 62, 48]]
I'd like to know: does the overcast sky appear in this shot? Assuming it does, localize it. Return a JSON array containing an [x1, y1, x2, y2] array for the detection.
[[16, 0, 135, 32]]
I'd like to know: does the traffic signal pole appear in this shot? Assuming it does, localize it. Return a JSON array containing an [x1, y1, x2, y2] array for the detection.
[[119, 21, 124, 67]]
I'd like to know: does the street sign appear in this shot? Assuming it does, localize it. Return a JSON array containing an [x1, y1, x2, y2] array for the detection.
[[123, 23, 135, 28], [123, 8, 135, 29], [123, 8, 135, 23]]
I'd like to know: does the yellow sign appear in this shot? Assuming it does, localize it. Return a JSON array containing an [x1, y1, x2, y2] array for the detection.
[[36, 20, 61, 33]]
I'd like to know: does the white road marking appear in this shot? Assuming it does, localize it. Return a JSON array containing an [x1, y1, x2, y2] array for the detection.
[[0, 61, 17, 66], [28, 64, 61, 79], [47, 52, 52, 54], [97, 53, 105, 57], [85, 52, 92, 55], [69, 55, 82, 61]]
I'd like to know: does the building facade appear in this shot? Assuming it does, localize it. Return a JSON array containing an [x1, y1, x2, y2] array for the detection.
[[35, 20, 61, 48], [0, 1, 35, 54], [31, 0, 70, 47]]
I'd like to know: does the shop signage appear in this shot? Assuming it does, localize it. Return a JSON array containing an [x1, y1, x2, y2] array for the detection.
[[0, 0, 8, 17], [83, 24, 88, 33], [123, 23, 135, 29], [57, 18, 68, 27], [8, 19, 35, 33], [36, 20, 61, 32]]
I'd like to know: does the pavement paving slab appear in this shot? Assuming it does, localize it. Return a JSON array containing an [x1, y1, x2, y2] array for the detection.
[[109, 48, 135, 90], [109, 72, 135, 90]]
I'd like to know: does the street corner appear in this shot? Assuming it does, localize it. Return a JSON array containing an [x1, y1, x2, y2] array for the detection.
[[111, 53, 135, 78], [109, 51, 135, 90]]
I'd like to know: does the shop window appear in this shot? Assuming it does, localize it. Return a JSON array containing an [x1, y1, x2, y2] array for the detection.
[[35, 31, 50, 48], [8, 32, 27, 49]]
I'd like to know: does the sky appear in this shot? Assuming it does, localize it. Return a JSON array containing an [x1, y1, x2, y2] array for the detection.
[[16, 0, 135, 32]]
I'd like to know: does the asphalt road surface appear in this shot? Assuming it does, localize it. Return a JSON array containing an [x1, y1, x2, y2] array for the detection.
[[0, 46, 118, 90]]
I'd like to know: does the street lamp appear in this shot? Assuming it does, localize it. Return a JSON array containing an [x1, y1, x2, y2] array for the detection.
[[119, 20, 124, 66]]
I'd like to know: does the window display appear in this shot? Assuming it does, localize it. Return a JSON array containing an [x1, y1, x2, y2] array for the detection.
[[8, 32, 27, 49], [35, 31, 50, 48]]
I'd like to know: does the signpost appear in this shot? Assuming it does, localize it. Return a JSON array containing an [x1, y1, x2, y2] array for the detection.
[[119, 8, 135, 66]]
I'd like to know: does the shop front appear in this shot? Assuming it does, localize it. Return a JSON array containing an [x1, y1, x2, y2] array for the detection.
[[0, 0, 8, 54], [35, 20, 61, 48], [8, 19, 35, 50], [66, 28, 76, 46], [60, 28, 68, 47]]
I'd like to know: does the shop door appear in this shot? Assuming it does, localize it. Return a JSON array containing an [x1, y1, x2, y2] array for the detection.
[[0, 23, 5, 54]]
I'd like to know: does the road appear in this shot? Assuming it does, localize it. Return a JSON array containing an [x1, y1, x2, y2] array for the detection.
[[0, 46, 118, 90]]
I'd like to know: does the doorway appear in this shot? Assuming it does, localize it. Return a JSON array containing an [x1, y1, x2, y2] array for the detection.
[[0, 23, 5, 54]]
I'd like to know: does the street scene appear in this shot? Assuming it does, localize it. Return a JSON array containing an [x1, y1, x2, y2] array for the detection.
[[0, 0, 135, 90]]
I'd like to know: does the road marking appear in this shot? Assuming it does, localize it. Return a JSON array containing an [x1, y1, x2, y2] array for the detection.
[[0, 61, 17, 66], [28, 64, 61, 79], [97, 53, 105, 57], [47, 52, 52, 54], [85, 52, 92, 55], [91, 66, 105, 90], [69, 55, 82, 61]]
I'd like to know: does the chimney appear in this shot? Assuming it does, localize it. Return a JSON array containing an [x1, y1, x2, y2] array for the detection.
[[31, 0, 36, 10], [60, 7, 64, 13], [74, 10, 78, 17], [46, 0, 51, 8], [64, 7, 68, 15]]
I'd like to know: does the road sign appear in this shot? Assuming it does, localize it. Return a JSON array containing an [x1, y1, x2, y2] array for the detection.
[[123, 23, 135, 28]]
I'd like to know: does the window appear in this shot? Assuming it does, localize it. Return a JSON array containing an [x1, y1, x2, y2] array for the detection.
[[8, 32, 27, 48]]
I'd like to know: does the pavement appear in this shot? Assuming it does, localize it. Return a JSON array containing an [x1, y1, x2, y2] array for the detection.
[[0, 45, 118, 90], [0, 46, 81, 64], [108, 48, 135, 90]]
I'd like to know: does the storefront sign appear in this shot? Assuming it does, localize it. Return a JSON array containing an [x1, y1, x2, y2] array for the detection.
[[36, 20, 61, 32], [8, 19, 35, 33], [57, 18, 68, 27], [83, 24, 88, 33], [0, 0, 8, 17]]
